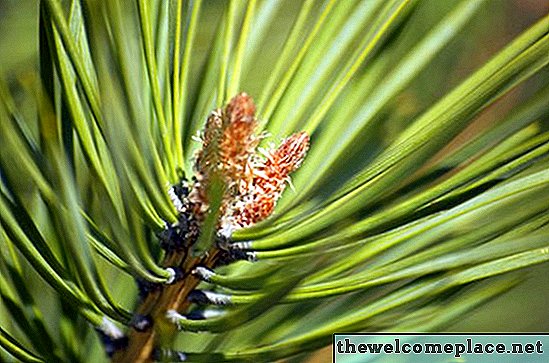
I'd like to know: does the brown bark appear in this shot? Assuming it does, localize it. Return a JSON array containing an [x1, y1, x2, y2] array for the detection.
[[112, 248, 221, 363]]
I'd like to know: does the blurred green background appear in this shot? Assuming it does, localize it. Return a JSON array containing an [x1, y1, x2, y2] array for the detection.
[[1, 0, 548, 337]]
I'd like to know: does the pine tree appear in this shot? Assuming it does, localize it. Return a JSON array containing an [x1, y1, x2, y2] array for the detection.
[[1, 1, 548, 362]]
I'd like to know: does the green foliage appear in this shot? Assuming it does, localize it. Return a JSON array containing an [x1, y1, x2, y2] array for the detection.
[[1, 0, 548, 362]]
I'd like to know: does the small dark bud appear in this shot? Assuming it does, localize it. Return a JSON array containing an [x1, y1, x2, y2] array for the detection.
[[188, 290, 209, 304], [166, 266, 185, 284], [173, 183, 190, 199], [229, 248, 250, 261], [131, 314, 153, 332], [136, 278, 162, 299], [214, 247, 255, 267], [158, 220, 188, 252], [188, 290, 231, 305], [186, 310, 207, 320]]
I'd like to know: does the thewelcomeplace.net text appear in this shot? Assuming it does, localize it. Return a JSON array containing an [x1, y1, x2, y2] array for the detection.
[[336, 337, 543, 358]]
